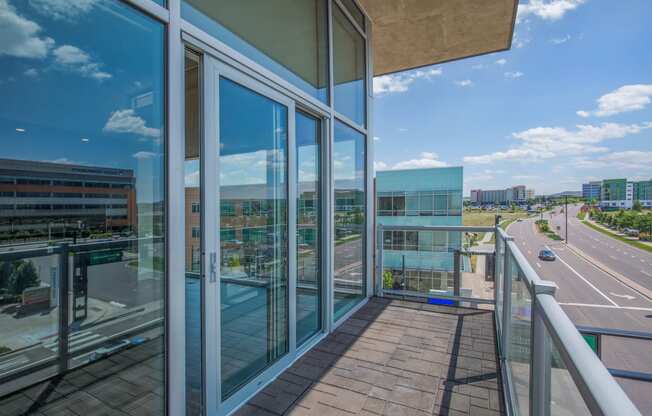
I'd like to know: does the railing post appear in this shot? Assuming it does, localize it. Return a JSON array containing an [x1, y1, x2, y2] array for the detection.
[[376, 225, 384, 296], [453, 249, 461, 299], [500, 235, 513, 358], [530, 281, 557, 416], [57, 243, 70, 374]]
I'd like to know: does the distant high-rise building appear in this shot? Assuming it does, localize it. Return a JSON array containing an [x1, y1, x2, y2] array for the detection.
[[582, 181, 602, 201], [468, 185, 534, 205], [588, 178, 652, 209]]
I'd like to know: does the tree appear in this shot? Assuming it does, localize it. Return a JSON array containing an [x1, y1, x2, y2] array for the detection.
[[633, 200, 643, 212], [10, 261, 40, 295], [383, 270, 394, 289]]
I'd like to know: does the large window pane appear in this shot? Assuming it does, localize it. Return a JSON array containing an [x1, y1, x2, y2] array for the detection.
[[296, 111, 321, 346], [333, 4, 366, 126], [334, 121, 366, 321], [182, 0, 328, 103], [0, 0, 165, 412], [219, 77, 288, 399]]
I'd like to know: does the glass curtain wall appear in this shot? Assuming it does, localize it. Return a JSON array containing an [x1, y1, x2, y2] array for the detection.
[[182, 0, 329, 103], [219, 77, 289, 399], [296, 112, 322, 346], [333, 3, 366, 126], [333, 121, 366, 321], [0, 0, 166, 412]]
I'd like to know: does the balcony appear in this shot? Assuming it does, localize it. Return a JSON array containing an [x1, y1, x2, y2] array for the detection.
[[0, 226, 644, 415]]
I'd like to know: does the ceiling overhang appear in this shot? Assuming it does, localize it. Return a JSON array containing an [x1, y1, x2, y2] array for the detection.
[[358, 0, 518, 76]]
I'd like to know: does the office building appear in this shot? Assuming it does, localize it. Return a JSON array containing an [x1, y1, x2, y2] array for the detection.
[[592, 178, 652, 209], [377, 167, 463, 291], [582, 181, 602, 201], [469, 185, 534, 206], [0, 159, 136, 240]]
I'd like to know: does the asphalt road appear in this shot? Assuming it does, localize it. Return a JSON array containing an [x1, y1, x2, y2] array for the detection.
[[507, 216, 652, 414], [549, 204, 652, 292]]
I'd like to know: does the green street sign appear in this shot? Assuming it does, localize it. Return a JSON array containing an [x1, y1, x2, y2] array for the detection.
[[581, 333, 601, 358], [88, 250, 123, 265]]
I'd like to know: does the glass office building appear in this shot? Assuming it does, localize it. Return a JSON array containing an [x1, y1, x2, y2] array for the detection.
[[0, 1, 520, 415], [377, 167, 463, 291], [0, 1, 372, 414]]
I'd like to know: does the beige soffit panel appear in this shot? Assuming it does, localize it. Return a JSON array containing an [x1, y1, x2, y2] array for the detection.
[[358, 0, 518, 76]]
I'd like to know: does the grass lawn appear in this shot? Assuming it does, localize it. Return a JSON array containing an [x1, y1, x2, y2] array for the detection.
[[582, 220, 652, 254], [463, 210, 529, 227]]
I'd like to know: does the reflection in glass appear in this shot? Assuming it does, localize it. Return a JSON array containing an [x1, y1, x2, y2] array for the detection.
[[182, 0, 329, 103], [340, 0, 366, 30], [296, 112, 321, 346], [219, 77, 288, 399], [333, 121, 366, 321], [0, 0, 165, 411], [333, 4, 366, 126], [184, 50, 203, 416]]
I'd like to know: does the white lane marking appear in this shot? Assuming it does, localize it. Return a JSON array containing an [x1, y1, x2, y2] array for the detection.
[[536, 262, 542, 268], [558, 303, 652, 312], [641, 269, 652, 278], [609, 255, 617, 260], [548, 247, 620, 307], [609, 292, 635, 300]]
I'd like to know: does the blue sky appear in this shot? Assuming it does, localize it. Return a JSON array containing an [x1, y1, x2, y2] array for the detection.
[[373, 0, 652, 196]]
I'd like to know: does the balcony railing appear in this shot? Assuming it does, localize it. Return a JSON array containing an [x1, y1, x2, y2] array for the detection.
[[376, 224, 642, 416]]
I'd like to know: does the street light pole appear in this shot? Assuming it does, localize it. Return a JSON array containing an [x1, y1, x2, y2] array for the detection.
[[565, 195, 568, 244]]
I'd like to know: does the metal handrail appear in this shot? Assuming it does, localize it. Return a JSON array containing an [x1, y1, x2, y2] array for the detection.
[[537, 294, 641, 416], [379, 224, 495, 233]]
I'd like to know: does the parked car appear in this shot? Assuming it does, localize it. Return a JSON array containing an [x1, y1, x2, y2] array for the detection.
[[623, 228, 640, 237], [538, 249, 556, 261]]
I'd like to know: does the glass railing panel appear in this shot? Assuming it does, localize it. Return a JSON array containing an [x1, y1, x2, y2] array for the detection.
[[507, 251, 532, 416], [548, 326, 592, 416], [379, 229, 496, 307], [0, 252, 60, 384]]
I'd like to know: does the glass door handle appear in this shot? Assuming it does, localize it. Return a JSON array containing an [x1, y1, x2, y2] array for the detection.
[[209, 252, 217, 283]]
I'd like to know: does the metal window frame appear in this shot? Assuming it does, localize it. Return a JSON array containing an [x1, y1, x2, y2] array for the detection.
[[79, 0, 374, 414]]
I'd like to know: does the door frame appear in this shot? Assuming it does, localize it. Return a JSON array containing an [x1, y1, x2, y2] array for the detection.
[[202, 55, 309, 416]]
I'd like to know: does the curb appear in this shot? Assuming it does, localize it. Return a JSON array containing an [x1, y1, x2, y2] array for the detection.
[[564, 243, 652, 302]]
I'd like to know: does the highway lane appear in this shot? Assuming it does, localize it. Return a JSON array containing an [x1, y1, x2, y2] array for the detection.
[[507, 217, 652, 414], [549, 204, 652, 292]]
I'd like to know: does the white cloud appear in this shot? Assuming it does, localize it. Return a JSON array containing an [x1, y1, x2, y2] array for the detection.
[[575, 151, 652, 172], [512, 175, 541, 180], [104, 109, 161, 138], [374, 161, 388, 171], [576, 110, 590, 118], [29, 0, 98, 20], [53, 45, 111, 80], [455, 80, 473, 87], [578, 84, 652, 117], [472, 64, 485, 70], [391, 152, 448, 170], [24, 68, 38, 77], [517, 0, 586, 22], [0, 0, 55, 59], [495, 59, 507, 65], [132, 151, 157, 160], [504, 71, 524, 79], [397, 128, 408, 132], [373, 67, 442, 95], [550, 34, 571, 44], [373, 136, 380, 141], [463, 122, 652, 164]]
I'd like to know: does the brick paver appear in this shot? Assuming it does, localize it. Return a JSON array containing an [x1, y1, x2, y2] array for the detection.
[[236, 297, 505, 416]]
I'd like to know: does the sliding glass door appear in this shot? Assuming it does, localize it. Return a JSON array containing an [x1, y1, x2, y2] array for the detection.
[[218, 76, 289, 399]]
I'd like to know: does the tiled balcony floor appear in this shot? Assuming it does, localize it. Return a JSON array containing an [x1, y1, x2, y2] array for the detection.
[[235, 297, 505, 416]]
